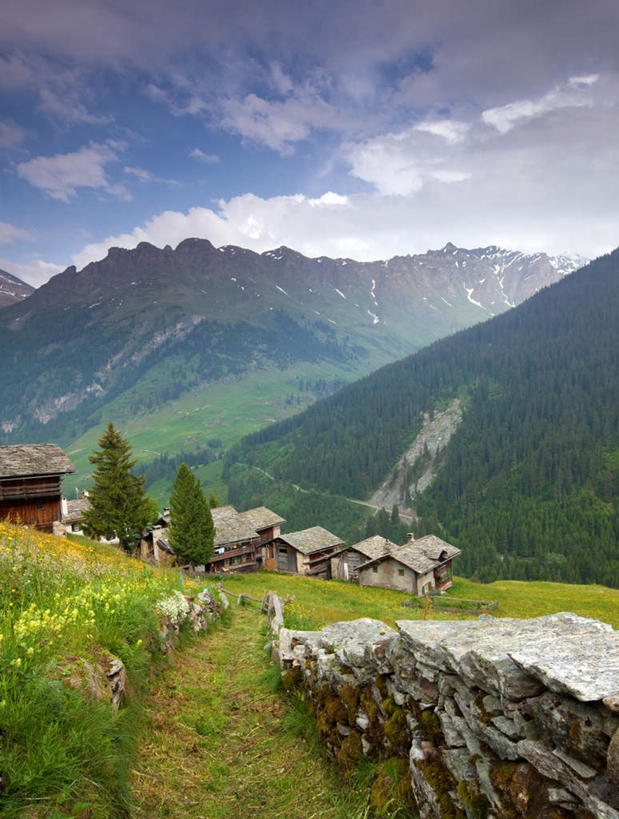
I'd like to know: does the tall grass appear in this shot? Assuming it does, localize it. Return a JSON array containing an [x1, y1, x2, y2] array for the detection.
[[0, 522, 193, 816]]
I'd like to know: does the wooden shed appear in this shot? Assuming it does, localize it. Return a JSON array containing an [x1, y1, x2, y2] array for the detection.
[[0, 444, 75, 532], [330, 535, 399, 582], [271, 526, 345, 579]]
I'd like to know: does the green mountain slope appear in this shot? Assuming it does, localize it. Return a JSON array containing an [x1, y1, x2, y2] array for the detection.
[[226, 250, 619, 586]]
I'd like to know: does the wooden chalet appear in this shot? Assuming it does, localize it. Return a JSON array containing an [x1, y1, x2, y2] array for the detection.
[[271, 526, 344, 579], [239, 506, 286, 570], [330, 535, 399, 582], [0, 444, 75, 533], [208, 506, 261, 573], [357, 533, 461, 597]]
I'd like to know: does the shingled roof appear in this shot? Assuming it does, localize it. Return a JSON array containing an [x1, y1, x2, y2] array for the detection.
[[279, 526, 344, 556], [0, 444, 75, 479], [64, 497, 91, 522], [240, 506, 285, 531], [211, 506, 259, 547], [359, 534, 461, 575], [332, 535, 399, 562]]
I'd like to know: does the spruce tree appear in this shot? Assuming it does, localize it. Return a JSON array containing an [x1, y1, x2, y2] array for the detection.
[[84, 423, 152, 551], [168, 463, 215, 566]]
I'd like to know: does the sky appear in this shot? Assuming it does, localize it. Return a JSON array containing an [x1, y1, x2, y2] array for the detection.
[[1, 0, 619, 286]]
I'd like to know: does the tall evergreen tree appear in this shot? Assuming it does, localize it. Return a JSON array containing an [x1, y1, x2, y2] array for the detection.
[[84, 423, 152, 551], [168, 464, 215, 566]]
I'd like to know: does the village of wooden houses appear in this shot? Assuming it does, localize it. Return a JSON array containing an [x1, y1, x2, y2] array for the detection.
[[0, 442, 460, 598]]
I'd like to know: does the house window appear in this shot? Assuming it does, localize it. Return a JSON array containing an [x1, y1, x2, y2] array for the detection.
[[372, 566, 378, 573], [398, 569, 405, 576]]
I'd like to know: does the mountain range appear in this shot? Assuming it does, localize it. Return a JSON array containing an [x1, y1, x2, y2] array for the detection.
[[0, 239, 581, 444]]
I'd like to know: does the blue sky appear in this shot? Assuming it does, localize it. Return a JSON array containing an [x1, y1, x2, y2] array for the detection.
[[1, 0, 619, 285]]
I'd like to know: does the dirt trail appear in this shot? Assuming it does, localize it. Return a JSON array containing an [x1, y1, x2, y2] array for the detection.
[[131, 606, 361, 818]]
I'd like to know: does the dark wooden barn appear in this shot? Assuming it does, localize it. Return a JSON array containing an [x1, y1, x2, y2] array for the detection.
[[0, 444, 75, 532]]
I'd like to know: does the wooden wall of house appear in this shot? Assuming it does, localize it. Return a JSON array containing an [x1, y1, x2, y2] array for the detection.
[[0, 497, 61, 532], [331, 549, 365, 580], [0, 476, 61, 500]]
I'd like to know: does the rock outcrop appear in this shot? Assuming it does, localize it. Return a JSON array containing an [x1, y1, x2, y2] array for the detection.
[[268, 597, 619, 818]]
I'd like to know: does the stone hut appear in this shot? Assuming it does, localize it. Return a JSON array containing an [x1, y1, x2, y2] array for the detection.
[[271, 526, 345, 578], [0, 443, 75, 532], [358, 533, 460, 596], [60, 494, 92, 535], [330, 535, 400, 582]]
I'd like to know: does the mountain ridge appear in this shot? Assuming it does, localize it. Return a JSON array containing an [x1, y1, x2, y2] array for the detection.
[[0, 237, 582, 442]]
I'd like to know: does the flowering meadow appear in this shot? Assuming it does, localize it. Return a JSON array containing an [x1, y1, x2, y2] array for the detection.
[[0, 521, 198, 817]]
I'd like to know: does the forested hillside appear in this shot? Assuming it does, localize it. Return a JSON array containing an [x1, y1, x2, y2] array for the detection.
[[227, 250, 619, 587]]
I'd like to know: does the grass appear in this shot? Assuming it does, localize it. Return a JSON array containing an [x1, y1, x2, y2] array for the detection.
[[218, 571, 619, 629], [131, 605, 371, 818], [0, 522, 200, 816]]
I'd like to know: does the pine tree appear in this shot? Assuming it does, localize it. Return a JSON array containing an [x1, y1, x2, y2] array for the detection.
[[168, 464, 215, 566], [83, 423, 152, 551]]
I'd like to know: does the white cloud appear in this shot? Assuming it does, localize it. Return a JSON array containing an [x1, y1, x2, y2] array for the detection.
[[0, 120, 26, 148], [189, 148, 220, 163], [221, 92, 345, 153], [569, 74, 600, 87], [124, 166, 154, 182], [0, 222, 33, 244], [346, 122, 472, 196], [17, 142, 130, 202], [414, 119, 469, 143], [482, 75, 599, 133], [308, 192, 350, 207], [0, 256, 64, 287], [38, 88, 109, 125]]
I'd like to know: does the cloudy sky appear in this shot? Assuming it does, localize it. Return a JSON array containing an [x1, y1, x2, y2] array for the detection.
[[2, 0, 619, 285]]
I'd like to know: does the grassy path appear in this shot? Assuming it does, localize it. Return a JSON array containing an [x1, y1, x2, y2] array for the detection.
[[131, 605, 367, 818]]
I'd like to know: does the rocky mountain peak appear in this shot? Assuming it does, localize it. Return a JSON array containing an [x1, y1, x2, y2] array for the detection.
[[0, 269, 35, 308]]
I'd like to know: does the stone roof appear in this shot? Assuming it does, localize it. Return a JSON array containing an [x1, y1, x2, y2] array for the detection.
[[152, 525, 175, 554], [64, 497, 91, 522], [0, 444, 75, 479], [359, 534, 461, 576], [331, 535, 399, 562], [279, 526, 344, 556], [240, 506, 285, 531], [211, 506, 259, 547]]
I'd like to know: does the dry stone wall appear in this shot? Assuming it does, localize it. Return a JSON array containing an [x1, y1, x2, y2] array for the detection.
[[268, 597, 619, 818]]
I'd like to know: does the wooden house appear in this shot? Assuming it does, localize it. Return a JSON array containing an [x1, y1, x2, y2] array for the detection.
[[330, 535, 399, 582], [0, 444, 75, 533], [240, 507, 286, 570], [271, 526, 344, 578], [208, 506, 261, 574], [357, 533, 461, 596]]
